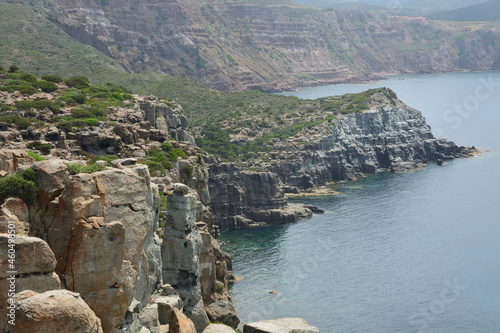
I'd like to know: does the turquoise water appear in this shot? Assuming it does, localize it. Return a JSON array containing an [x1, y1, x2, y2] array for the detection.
[[221, 72, 500, 332]]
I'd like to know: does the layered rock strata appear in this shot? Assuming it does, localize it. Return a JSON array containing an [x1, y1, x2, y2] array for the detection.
[[270, 105, 473, 190], [207, 160, 316, 229]]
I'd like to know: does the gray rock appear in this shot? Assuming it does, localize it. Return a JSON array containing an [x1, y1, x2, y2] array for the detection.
[[205, 301, 240, 329]]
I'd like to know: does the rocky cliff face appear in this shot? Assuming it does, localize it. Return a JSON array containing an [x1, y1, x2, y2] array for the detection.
[[12, 0, 500, 91], [270, 103, 473, 190], [205, 95, 473, 229], [0, 92, 236, 331], [207, 160, 317, 229]]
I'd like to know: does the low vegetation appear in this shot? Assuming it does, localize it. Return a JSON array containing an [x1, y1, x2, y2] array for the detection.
[[0, 168, 38, 205]]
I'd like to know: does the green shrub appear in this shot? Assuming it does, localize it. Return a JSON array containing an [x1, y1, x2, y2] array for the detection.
[[110, 91, 124, 101], [0, 65, 5, 73], [19, 73, 37, 83], [8, 65, 19, 73], [56, 119, 95, 132], [141, 147, 174, 176], [33, 100, 61, 114], [66, 163, 106, 175], [27, 141, 53, 154], [0, 114, 31, 130], [159, 190, 168, 211], [0, 169, 39, 205], [41, 74, 63, 83], [0, 105, 13, 112], [167, 148, 187, 162], [82, 118, 99, 126], [34, 80, 58, 93], [161, 141, 174, 152], [26, 151, 46, 161], [71, 108, 93, 118], [16, 84, 38, 95], [182, 164, 194, 178], [64, 76, 90, 89]]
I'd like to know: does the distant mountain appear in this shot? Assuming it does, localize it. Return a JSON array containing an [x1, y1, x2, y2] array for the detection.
[[426, 0, 500, 21], [292, 0, 488, 12]]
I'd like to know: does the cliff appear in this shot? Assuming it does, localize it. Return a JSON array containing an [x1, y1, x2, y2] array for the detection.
[[205, 91, 474, 227], [5, 0, 500, 91]]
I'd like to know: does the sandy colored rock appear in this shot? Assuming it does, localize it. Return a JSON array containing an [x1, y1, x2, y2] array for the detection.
[[169, 308, 197, 333], [203, 324, 237, 333], [0, 149, 34, 175], [0, 234, 56, 278], [243, 318, 319, 333], [5, 290, 103, 333]]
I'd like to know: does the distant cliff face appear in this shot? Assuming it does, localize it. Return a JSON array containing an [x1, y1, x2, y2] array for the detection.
[[270, 102, 473, 189], [17, 0, 500, 91]]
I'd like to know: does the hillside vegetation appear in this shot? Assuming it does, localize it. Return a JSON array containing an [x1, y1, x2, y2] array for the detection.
[[0, 66, 399, 164]]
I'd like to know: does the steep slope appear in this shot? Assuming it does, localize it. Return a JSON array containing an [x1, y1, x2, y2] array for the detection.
[[3, 0, 500, 92], [0, 2, 123, 81]]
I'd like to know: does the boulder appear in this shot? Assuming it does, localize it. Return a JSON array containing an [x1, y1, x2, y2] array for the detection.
[[203, 324, 237, 333], [0, 234, 56, 278], [205, 301, 240, 329], [155, 295, 183, 325], [5, 290, 103, 333], [169, 308, 197, 333], [0, 235, 61, 328], [0, 149, 34, 175], [243, 318, 319, 333]]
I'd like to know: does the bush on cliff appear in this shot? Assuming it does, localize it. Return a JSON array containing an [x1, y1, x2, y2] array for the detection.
[[27, 141, 53, 154], [41, 74, 63, 83], [140, 147, 174, 176], [26, 151, 46, 161], [0, 168, 38, 205], [64, 75, 90, 89], [0, 114, 32, 130], [66, 163, 106, 175]]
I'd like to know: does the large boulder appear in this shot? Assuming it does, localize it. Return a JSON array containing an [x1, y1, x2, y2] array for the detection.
[[5, 290, 103, 333], [243, 318, 320, 333], [205, 301, 240, 329], [0, 234, 56, 278], [0, 235, 61, 328], [169, 308, 197, 333]]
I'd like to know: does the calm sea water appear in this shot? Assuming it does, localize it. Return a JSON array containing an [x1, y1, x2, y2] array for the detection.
[[221, 72, 500, 332]]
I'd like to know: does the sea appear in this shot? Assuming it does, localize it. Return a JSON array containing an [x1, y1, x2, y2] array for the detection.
[[220, 71, 500, 333]]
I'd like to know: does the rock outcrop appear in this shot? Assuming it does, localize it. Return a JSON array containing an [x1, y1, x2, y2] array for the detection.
[[205, 300, 240, 329], [270, 104, 473, 190], [0, 235, 61, 328], [243, 318, 320, 333], [28, 159, 162, 332], [6, 289, 103, 333], [208, 161, 315, 229], [161, 183, 209, 332]]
